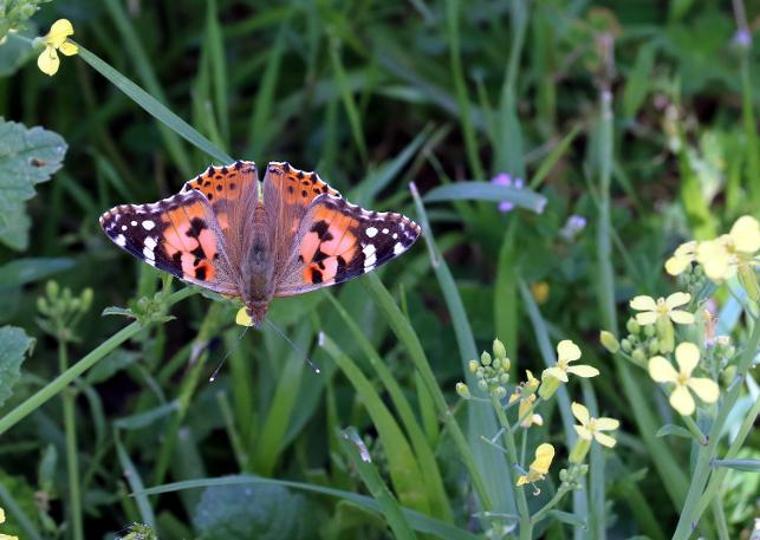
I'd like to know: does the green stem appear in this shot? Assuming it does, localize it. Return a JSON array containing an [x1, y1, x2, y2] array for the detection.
[[673, 320, 760, 538], [0, 288, 197, 436], [711, 498, 730, 540], [531, 484, 572, 526], [681, 414, 707, 445], [693, 362, 760, 517], [59, 339, 83, 540], [491, 397, 531, 540]]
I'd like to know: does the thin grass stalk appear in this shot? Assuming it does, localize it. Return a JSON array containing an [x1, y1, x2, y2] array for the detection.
[[59, 339, 84, 540]]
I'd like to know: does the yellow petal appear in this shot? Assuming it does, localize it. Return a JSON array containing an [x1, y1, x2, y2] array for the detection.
[[665, 291, 691, 309], [674, 342, 700, 376], [665, 255, 691, 276], [630, 295, 657, 311], [544, 366, 568, 383], [669, 310, 695, 325], [59, 40, 79, 56], [635, 312, 658, 326], [669, 385, 695, 416], [525, 369, 539, 390], [235, 307, 253, 326], [37, 47, 60, 76], [594, 432, 617, 448], [557, 339, 581, 362], [687, 377, 720, 404], [697, 239, 732, 280], [648, 356, 678, 383], [508, 391, 520, 404], [47, 18, 75, 48], [516, 474, 529, 486], [566, 364, 600, 378], [595, 417, 620, 431], [0, 535, 19, 540], [729, 215, 760, 254], [0, 507, 4, 523], [574, 424, 593, 440], [571, 402, 590, 424], [531, 443, 555, 474], [531, 414, 543, 426]]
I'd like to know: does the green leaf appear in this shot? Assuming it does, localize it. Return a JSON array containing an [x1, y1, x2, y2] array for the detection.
[[0, 326, 34, 408], [0, 469, 43, 539], [0, 257, 74, 288], [713, 459, 760, 472], [0, 119, 67, 250], [422, 182, 546, 213], [656, 424, 695, 441], [85, 349, 140, 385], [193, 484, 317, 540], [548, 510, 587, 529]]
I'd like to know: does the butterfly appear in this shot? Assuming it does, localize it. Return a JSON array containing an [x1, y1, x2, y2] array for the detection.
[[99, 161, 421, 326]]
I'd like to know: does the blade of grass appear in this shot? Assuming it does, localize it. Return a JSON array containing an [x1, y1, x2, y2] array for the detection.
[[115, 431, 155, 528], [338, 427, 417, 540], [329, 35, 368, 164], [101, 0, 192, 177], [422, 182, 546, 213], [75, 45, 233, 166], [409, 184, 514, 513], [444, 0, 484, 179], [206, 0, 229, 142], [138, 475, 479, 540]]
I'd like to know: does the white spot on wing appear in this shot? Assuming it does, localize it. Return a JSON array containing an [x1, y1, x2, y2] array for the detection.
[[366, 227, 378, 238], [130, 220, 138, 226], [142, 220, 156, 231], [363, 243, 377, 268], [393, 242, 405, 255], [115, 234, 127, 247], [144, 237, 157, 250]]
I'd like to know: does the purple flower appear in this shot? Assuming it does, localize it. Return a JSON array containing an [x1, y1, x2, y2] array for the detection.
[[560, 214, 587, 241], [733, 29, 752, 48], [491, 172, 524, 213]]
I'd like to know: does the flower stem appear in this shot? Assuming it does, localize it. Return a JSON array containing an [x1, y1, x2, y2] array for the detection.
[[59, 339, 83, 540], [0, 287, 197, 436], [531, 484, 572, 526], [672, 319, 760, 538], [491, 396, 532, 540], [681, 415, 707, 445]]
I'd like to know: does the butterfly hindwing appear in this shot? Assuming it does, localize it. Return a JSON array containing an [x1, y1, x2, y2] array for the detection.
[[99, 190, 237, 294], [274, 194, 421, 296]]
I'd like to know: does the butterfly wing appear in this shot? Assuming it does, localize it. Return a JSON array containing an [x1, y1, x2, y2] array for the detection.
[[99, 189, 237, 294], [262, 162, 421, 296]]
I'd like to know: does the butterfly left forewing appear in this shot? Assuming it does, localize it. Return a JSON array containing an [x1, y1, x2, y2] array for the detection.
[[273, 193, 421, 296], [99, 190, 238, 294]]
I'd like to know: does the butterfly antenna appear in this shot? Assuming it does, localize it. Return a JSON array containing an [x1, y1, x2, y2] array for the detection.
[[209, 325, 250, 382], [264, 318, 320, 374]]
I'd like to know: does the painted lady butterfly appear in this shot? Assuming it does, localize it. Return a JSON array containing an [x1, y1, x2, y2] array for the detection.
[[99, 161, 421, 326]]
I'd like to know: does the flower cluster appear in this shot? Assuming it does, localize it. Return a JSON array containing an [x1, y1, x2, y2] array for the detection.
[[458, 338, 617, 494], [458, 339, 511, 399], [665, 215, 760, 298], [649, 343, 719, 416]]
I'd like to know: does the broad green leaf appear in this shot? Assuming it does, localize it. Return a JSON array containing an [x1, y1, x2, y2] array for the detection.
[[193, 484, 317, 540], [0, 257, 74, 288], [423, 182, 546, 213], [0, 119, 67, 250], [0, 325, 34, 408]]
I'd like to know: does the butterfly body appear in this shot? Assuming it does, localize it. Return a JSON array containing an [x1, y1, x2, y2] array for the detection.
[[100, 161, 421, 326]]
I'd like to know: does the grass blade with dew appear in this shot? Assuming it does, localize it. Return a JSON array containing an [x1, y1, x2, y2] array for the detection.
[[321, 334, 431, 515], [338, 427, 417, 540], [325, 292, 453, 521]]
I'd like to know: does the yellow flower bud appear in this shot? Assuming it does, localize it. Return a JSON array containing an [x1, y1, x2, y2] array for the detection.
[[599, 330, 620, 354], [493, 338, 507, 360], [455, 382, 471, 399], [569, 437, 591, 464], [538, 372, 561, 400]]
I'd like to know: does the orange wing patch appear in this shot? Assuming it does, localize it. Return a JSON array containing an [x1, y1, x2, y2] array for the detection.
[[159, 199, 219, 282], [183, 160, 257, 205], [265, 161, 341, 209]]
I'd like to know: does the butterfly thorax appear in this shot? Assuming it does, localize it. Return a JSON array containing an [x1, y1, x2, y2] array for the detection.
[[239, 205, 276, 326]]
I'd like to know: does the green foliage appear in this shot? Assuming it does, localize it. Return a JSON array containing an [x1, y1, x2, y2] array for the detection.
[[2, 1, 760, 539], [0, 119, 66, 250]]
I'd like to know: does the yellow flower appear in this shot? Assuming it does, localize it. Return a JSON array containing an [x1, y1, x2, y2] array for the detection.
[[696, 215, 760, 281], [508, 370, 543, 427], [531, 281, 550, 304], [665, 241, 697, 276], [571, 402, 619, 448], [235, 307, 254, 326], [37, 19, 79, 76], [648, 342, 720, 416], [0, 507, 19, 540], [516, 443, 555, 486], [629, 292, 694, 326], [542, 339, 599, 383]]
